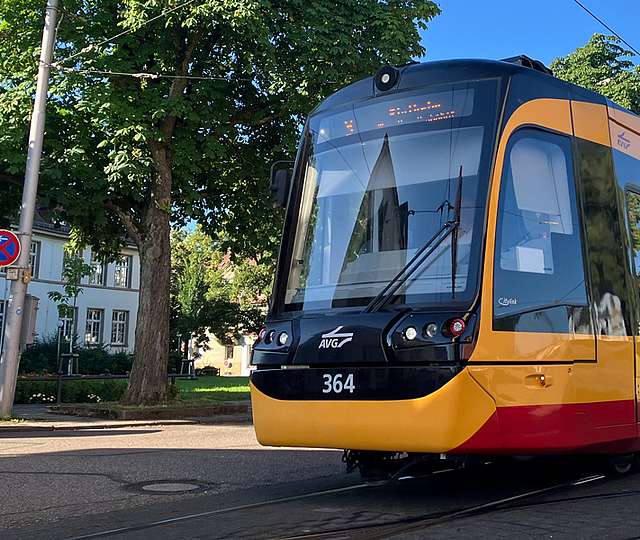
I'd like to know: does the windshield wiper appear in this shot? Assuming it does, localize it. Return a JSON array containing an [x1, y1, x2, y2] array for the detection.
[[451, 166, 463, 299], [363, 169, 463, 313]]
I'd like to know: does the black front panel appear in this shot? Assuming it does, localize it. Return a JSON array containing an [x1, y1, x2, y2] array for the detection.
[[252, 310, 474, 367], [251, 366, 459, 401], [292, 312, 401, 366]]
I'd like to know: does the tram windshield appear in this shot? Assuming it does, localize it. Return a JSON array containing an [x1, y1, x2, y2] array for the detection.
[[280, 80, 499, 312]]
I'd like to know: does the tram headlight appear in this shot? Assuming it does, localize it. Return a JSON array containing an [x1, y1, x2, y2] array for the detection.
[[403, 326, 418, 341], [424, 323, 439, 338], [277, 331, 289, 346], [265, 330, 275, 344]]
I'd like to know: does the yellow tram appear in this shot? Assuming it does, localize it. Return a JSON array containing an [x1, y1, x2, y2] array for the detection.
[[250, 57, 640, 473]]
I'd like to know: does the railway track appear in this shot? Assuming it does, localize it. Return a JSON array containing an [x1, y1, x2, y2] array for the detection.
[[65, 461, 634, 540]]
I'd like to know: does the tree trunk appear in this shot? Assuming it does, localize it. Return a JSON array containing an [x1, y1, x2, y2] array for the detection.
[[121, 143, 172, 405]]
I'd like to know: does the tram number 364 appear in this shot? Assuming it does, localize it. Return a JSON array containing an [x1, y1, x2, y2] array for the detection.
[[322, 373, 355, 394]]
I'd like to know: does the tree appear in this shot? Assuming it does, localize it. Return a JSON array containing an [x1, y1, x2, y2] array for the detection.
[[551, 33, 640, 113], [47, 234, 93, 371], [47, 235, 93, 336], [0, 0, 440, 404], [171, 227, 268, 353]]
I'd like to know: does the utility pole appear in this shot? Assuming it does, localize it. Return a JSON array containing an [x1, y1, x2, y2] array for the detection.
[[0, 0, 59, 418]]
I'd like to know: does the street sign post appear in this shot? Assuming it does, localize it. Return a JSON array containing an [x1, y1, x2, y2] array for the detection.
[[0, 230, 21, 268], [0, 0, 59, 418]]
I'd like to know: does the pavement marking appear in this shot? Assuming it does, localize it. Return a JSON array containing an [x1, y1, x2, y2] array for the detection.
[[571, 474, 606, 486], [140, 482, 202, 493], [66, 482, 371, 539]]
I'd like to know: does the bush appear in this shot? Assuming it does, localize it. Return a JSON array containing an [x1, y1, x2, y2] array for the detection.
[[14, 379, 128, 404], [19, 334, 133, 375]]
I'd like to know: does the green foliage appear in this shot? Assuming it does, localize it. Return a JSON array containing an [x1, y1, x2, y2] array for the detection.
[[0, 0, 440, 402], [14, 379, 127, 404], [19, 334, 133, 374], [552, 34, 640, 113], [0, 0, 440, 257], [171, 227, 270, 345]]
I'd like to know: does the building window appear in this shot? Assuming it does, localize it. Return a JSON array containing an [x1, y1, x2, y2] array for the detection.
[[61, 307, 78, 341], [113, 256, 132, 288], [225, 345, 234, 360], [110, 310, 129, 346], [85, 308, 104, 345], [30, 241, 41, 279], [494, 129, 588, 328], [89, 253, 106, 286]]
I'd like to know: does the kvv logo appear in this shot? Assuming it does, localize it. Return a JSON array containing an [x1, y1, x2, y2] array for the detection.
[[318, 326, 354, 349], [618, 131, 631, 150]]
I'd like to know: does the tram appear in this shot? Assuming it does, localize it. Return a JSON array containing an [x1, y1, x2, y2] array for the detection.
[[250, 56, 640, 474]]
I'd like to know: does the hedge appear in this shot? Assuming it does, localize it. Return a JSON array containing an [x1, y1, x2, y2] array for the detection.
[[14, 379, 128, 404], [19, 334, 133, 375]]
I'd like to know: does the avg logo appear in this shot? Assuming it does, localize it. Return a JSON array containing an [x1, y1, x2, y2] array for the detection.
[[318, 326, 354, 349]]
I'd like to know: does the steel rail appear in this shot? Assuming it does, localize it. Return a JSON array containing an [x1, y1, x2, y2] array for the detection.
[[278, 473, 608, 540], [64, 465, 615, 540]]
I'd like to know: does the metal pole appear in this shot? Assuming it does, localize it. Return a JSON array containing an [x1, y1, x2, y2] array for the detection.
[[0, 279, 8, 358], [0, 0, 59, 418], [56, 322, 63, 404]]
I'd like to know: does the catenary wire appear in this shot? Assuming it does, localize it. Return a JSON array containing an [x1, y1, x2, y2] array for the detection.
[[56, 0, 200, 65], [572, 0, 640, 56], [50, 64, 247, 82]]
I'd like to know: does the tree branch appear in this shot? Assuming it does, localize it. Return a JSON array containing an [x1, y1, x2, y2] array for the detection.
[[0, 173, 23, 187], [159, 24, 213, 139], [104, 200, 143, 248]]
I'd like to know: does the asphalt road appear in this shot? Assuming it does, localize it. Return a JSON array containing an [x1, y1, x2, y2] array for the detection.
[[1, 423, 640, 539]]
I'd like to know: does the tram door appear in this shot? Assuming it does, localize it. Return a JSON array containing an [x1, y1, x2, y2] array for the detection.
[[570, 101, 637, 432], [471, 99, 598, 440], [607, 105, 640, 423]]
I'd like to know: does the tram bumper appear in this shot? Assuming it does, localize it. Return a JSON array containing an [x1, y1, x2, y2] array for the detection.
[[250, 367, 497, 453]]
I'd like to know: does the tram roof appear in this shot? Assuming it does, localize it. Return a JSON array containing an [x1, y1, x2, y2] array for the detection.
[[313, 58, 636, 118]]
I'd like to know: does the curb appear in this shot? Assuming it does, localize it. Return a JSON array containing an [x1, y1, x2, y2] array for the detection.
[[0, 419, 199, 433], [48, 401, 251, 421]]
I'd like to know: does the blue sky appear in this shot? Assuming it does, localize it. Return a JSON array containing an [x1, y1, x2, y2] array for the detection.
[[420, 0, 639, 66]]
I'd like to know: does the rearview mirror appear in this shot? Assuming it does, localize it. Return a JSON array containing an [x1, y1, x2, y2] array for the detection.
[[270, 161, 293, 209]]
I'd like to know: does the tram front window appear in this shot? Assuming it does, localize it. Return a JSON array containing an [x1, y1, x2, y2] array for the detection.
[[281, 81, 498, 312]]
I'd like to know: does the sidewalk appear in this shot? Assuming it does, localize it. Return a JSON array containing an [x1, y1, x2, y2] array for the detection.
[[0, 404, 251, 433]]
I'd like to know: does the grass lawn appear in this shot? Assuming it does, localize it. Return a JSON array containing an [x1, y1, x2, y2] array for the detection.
[[176, 376, 250, 402]]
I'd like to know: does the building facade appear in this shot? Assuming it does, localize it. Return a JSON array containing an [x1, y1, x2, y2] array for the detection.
[[193, 333, 255, 377], [0, 222, 140, 352]]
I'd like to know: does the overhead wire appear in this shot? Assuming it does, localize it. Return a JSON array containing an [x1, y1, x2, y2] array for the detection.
[[55, 0, 200, 65], [51, 64, 248, 82], [572, 0, 640, 56]]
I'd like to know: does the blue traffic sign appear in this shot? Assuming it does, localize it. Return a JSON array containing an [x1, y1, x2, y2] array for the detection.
[[0, 230, 21, 268]]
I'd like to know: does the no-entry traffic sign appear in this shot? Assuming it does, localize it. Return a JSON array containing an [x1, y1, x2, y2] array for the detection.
[[0, 230, 21, 268]]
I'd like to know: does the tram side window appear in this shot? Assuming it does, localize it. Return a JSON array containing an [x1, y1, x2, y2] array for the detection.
[[494, 129, 589, 331], [626, 191, 640, 276]]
